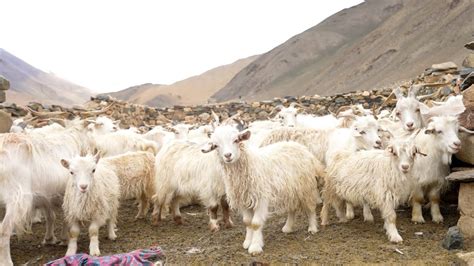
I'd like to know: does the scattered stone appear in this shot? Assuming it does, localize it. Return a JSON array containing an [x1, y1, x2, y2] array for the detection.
[[415, 232, 424, 236], [461, 72, 474, 91], [465, 41, 474, 51], [431, 62, 458, 71], [460, 68, 474, 78], [442, 226, 463, 250], [0, 110, 13, 133], [198, 112, 210, 122], [463, 54, 474, 68]]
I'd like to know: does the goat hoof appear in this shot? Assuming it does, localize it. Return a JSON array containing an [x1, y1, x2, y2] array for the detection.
[[42, 237, 59, 245], [248, 244, 263, 256], [432, 215, 444, 224], [174, 216, 183, 225], [389, 234, 403, 243], [224, 220, 234, 229], [411, 217, 425, 224], [209, 223, 220, 232], [308, 227, 319, 234]]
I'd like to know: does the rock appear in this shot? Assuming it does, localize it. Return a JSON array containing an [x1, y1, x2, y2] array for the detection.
[[459, 183, 474, 217], [251, 102, 260, 108], [463, 54, 474, 68], [441, 87, 452, 96], [466, 41, 474, 51], [458, 216, 474, 239], [0, 76, 10, 90], [442, 226, 463, 250], [96, 95, 112, 101], [257, 111, 268, 119], [457, 251, 474, 265], [461, 72, 474, 91], [0, 91, 5, 103], [362, 91, 370, 97], [456, 133, 474, 165], [0, 110, 12, 133], [431, 62, 458, 71], [460, 68, 474, 79], [198, 112, 210, 122]]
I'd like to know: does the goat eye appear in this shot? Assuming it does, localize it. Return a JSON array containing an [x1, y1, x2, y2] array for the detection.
[[396, 111, 401, 116], [233, 139, 239, 143], [416, 108, 420, 112], [70, 171, 74, 175], [437, 130, 442, 134], [92, 169, 96, 173]]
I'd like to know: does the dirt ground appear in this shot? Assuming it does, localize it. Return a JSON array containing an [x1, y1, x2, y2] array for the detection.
[[10, 200, 468, 265]]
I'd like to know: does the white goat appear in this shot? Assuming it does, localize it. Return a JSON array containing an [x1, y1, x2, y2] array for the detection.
[[202, 125, 323, 255], [152, 140, 232, 231], [410, 116, 464, 223], [321, 133, 423, 243], [61, 154, 120, 256], [0, 119, 92, 265], [102, 151, 155, 219], [92, 129, 158, 157]]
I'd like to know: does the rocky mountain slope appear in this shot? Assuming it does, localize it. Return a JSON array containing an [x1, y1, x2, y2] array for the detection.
[[105, 55, 258, 107], [214, 0, 473, 101], [0, 48, 91, 105]]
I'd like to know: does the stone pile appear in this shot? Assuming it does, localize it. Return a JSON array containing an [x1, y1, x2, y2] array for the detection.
[[0, 76, 12, 133]]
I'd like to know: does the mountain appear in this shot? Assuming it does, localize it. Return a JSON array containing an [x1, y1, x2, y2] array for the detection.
[[213, 0, 474, 102], [105, 55, 258, 107], [0, 48, 91, 105]]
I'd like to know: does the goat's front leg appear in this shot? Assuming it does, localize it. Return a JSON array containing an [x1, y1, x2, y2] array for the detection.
[[241, 208, 254, 250], [88, 221, 101, 256], [66, 221, 80, 256], [345, 202, 355, 220], [363, 203, 374, 222], [428, 187, 443, 223], [0, 205, 16, 266], [221, 196, 234, 228], [382, 206, 402, 243], [248, 200, 268, 256], [411, 186, 425, 224], [282, 211, 295, 233], [208, 204, 220, 232], [42, 205, 58, 245]]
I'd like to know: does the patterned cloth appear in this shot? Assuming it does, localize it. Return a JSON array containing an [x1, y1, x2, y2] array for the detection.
[[45, 246, 165, 266]]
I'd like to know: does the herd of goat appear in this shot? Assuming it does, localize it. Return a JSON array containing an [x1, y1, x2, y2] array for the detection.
[[0, 86, 473, 264]]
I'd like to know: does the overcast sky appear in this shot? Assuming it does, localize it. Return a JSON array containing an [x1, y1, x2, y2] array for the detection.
[[1, 0, 362, 93]]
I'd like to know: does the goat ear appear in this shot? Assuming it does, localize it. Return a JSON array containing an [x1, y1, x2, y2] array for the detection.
[[93, 152, 101, 164], [419, 102, 430, 115], [393, 87, 403, 99], [201, 143, 217, 153], [60, 159, 70, 169], [238, 130, 251, 142], [94, 122, 104, 128]]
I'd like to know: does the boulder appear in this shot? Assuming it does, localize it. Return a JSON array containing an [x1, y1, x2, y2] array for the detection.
[[0, 76, 10, 90], [456, 133, 474, 165], [459, 183, 474, 217], [0, 91, 5, 103], [0, 110, 12, 133], [442, 226, 463, 250], [458, 216, 474, 239], [431, 62, 457, 71], [462, 54, 474, 68]]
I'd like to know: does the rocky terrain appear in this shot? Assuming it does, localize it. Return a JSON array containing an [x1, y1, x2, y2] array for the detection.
[[214, 0, 474, 102], [0, 49, 91, 105]]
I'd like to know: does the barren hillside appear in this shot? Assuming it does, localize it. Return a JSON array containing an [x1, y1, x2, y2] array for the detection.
[[0, 49, 91, 105], [214, 0, 473, 101]]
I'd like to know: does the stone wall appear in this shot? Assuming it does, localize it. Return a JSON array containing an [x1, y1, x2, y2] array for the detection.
[[0, 76, 12, 133]]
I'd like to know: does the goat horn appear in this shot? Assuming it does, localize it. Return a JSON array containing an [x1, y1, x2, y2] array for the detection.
[[460, 126, 474, 134]]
